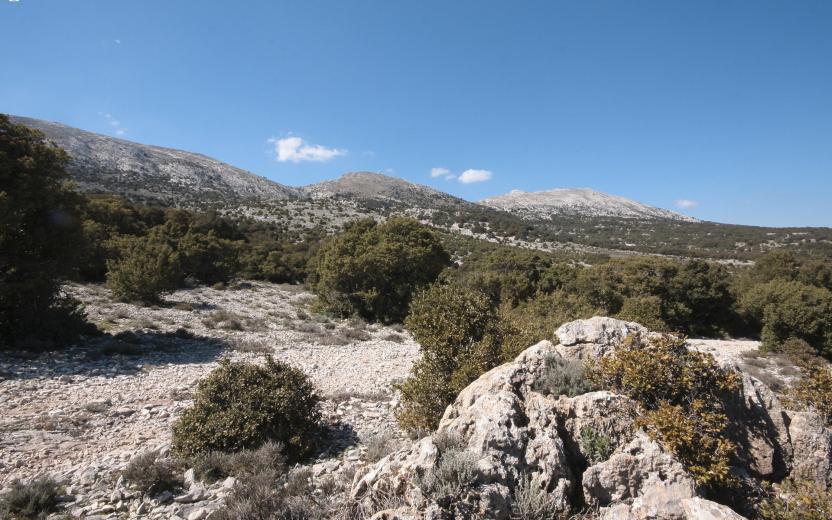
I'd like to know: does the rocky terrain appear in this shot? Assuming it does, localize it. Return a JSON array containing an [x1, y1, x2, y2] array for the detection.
[[350, 318, 829, 520], [481, 188, 697, 222], [3, 285, 818, 520], [0, 282, 419, 518]]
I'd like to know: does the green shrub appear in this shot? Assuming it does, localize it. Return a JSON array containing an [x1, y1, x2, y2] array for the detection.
[[172, 357, 321, 461], [740, 279, 832, 358], [176, 229, 240, 285], [396, 284, 499, 431], [0, 477, 62, 519], [791, 366, 832, 426], [588, 333, 740, 487], [122, 452, 182, 495], [580, 426, 615, 465], [616, 295, 668, 331], [534, 355, 598, 397], [106, 234, 182, 303], [415, 433, 478, 500], [0, 114, 89, 348], [308, 217, 450, 323]]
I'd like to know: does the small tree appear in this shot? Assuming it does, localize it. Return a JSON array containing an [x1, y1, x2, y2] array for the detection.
[[106, 234, 182, 303], [309, 217, 450, 323], [397, 284, 498, 431], [0, 114, 89, 348]]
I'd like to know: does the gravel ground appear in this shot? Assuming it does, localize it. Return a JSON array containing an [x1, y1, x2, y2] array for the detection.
[[0, 282, 419, 487]]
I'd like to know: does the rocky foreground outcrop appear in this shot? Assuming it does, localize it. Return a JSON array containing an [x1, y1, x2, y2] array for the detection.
[[351, 317, 832, 520]]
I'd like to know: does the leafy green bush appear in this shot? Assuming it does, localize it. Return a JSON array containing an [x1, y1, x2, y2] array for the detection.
[[740, 279, 832, 358], [0, 114, 90, 348], [308, 217, 450, 323], [122, 452, 182, 495], [588, 333, 740, 487], [106, 234, 182, 303], [172, 357, 320, 461], [396, 284, 499, 431], [0, 477, 61, 519]]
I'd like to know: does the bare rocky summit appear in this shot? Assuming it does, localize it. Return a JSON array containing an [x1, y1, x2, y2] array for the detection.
[[302, 172, 475, 211], [481, 188, 699, 222], [10, 116, 299, 205]]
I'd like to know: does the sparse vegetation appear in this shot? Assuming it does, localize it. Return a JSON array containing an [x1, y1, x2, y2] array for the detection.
[[760, 478, 832, 520], [415, 432, 478, 500], [122, 452, 182, 495], [791, 365, 832, 425], [512, 474, 560, 520], [580, 426, 614, 465], [534, 355, 598, 397]]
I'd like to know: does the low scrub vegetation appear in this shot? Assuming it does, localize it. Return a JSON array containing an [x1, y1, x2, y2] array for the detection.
[[415, 432, 478, 500], [122, 452, 182, 495], [172, 356, 321, 461], [790, 365, 832, 425], [759, 478, 832, 520], [587, 334, 740, 488], [0, 477, 62, 519], [534, 355, 598, 397]]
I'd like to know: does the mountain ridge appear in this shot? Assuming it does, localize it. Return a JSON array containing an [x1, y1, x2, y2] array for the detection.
[[481, 187, 698, 222]]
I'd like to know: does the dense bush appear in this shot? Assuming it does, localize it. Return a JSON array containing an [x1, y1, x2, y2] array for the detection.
[[588, 334, 740, 487], [106, 234, 182, 303], [740, 279, 832, 358], [396, 284, 499, 431], [172, 357, 320, 461], [0, 114, 91, 348], [0, 477, 62, 519], [308, 217, 450, 323]]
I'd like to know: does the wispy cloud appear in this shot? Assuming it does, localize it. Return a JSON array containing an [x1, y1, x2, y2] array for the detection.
[[268, 135, 346, 163], [100, 112, 127, 136], [459, 169, 493, 184], [114, 39, 121, 44], [675, 199, 699, 209], [430, 167, 450, 178]]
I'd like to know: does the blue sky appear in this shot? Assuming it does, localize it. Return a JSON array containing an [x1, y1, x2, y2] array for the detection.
[[1, 1, 831, 227]]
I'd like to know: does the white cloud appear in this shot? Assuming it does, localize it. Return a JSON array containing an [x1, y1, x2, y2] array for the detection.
[[458, 169, 493, 184], [675, 199, 699, 209], [100, 112, 127, 136], [114, 39, 121, 44], [430, 167, 450, 178], [269, 135, 346, 163]]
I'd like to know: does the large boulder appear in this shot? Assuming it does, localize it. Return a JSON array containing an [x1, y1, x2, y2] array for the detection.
[[583, 433, 697, 520], [787, 410, 832, 487], [351, 317, 826, 519]]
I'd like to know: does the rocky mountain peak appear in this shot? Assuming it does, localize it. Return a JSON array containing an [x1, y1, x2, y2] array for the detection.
[[481, 187, 698, 222]]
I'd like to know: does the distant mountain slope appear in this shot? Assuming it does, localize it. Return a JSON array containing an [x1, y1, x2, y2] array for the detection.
[[302, 171, 473, 210], [10, 115, 298, 205], [481, 188, 698, 222]]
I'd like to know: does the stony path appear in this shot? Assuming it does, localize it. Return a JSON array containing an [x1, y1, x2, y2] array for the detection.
[[0, 282, 419, 488]]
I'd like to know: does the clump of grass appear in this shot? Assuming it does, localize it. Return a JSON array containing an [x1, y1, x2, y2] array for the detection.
[[122, 452, 182, 495], [364, 432, 398, 462], [343, 328, 371, 342], [202, 310, 244, 331], [415, 433, 478, 500], [191, 441, 285, 483], [512, 474, 559, 520], [0, 477, 62, 519], [382, 332, 404, 343], [534, 355, 598, 397], [230, 338, 271, 354]]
